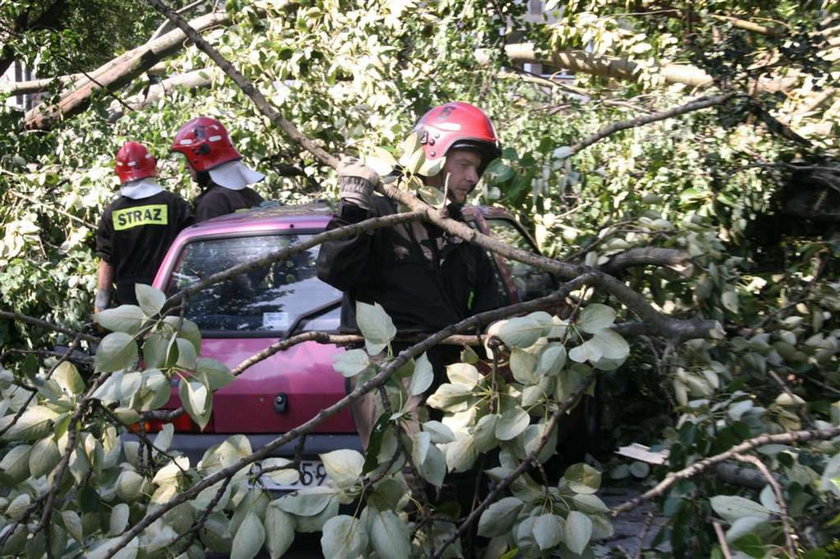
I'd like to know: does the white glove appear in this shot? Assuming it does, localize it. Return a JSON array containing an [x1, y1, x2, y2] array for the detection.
[[338, 156, 380, 210]]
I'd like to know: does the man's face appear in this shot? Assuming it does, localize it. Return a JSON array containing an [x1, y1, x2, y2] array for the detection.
[[435, 149, 483, 205]]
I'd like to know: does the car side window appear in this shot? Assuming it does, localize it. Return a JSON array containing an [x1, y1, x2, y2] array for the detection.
[[486, 219, 557, 302], [166, 234, 342, 334]]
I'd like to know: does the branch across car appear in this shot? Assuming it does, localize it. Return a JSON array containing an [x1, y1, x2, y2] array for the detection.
[[134, 202, 568, 489]]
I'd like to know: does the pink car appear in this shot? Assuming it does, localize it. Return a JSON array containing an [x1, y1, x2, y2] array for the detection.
[[139, 202, 563, 489]]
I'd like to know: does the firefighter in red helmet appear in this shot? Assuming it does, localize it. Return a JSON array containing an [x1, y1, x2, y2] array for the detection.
[[94, 142, 193, 312], [317, 102, 505, 445], [171, 116, 265, 222]]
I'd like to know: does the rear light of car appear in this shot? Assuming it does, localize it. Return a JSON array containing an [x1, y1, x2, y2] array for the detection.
[[130, 411, 211, 434]]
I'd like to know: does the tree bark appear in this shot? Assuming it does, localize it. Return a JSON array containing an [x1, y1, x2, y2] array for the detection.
[[23, 11, 229, 130], [504, 44, 798, 93]]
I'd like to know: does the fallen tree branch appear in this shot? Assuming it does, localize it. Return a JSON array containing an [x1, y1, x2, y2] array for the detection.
[[0, 310, 99, 343], [563, 93, 738, 158], [732, 454, 796, 555], [23, 11, 230, 130], [612, 426, 840, 515], [599, 247, 693, 275], [504, 44, 798, 93], [107, 68, 221, 120]]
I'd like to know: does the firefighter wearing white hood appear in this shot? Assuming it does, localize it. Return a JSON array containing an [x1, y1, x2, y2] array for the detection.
[[171, 116, 265, 222]]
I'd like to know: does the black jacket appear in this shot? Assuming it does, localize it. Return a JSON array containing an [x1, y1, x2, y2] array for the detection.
[[96, 190, 193, 305], [194, 183, 264, 222], [317, 196, 504, 334]]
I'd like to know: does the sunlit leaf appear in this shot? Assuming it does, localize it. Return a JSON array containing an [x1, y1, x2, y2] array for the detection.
[[320, 449, 364, 490], [355, 301, 396, 354], [332, 349, 370, 378], [93, 305, 145, 334]]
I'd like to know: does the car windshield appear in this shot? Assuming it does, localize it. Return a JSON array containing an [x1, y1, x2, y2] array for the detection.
[[166, 234, 342, 334]]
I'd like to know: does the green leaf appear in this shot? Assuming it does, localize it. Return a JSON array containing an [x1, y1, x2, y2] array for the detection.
[[195, 358, 235, 390], [115, 469, 144, 501], [408, 352, 433, 395], [52, 362, 85, 395], [569, 340, 603, 364], [143, 333, 171, 369], [565, 463, 602, 494], [726, 516, 770, 543], [533, 513, 563, 550], [426, 383, 473, 412], [446, 362, 482, 388], [443, 435, 478, 472], [277, 486, 334, 516], [710, 495, 770, 523], [510, 348, 538, 384], [590, 329, 629, 360], [5, 493, 30, 520], [180, 379, 211, 430], [417, 442, 446, 488], [355, 301, 396, 354], [492, 316, 543, 348], [370, 510, 410, 558], [332, 349, 370, 378], [175, 337, 198, 369], [721, 290, 739, 313], [321, 515, 368, 559], [154, 423, 174, 453], [61, 510, 83, 543], [577, 304, 616, 333], [264, 503, 296, 559], [320, 449, 364, 490], [423, 420, 455, 444], [29, 437, 60, 478], [472, 414, 499, 452], [138, 369, 171, 410], [477, 497, 524, 537], [367, 147, 397, 176], [231, 512, 265, 559], [95, 332, 139, 372], [495, 406, 530, 441], [93, 305, 145, 334], [109, 503, 129, 536], [0, 445, 31, 483], [536, 344, 567, 376], [572, 494, 610, 514], [565, 510, 593, 554], [1, 405, 60, 441], [164, 316, 202, 352], [135, 284, 166, 317]]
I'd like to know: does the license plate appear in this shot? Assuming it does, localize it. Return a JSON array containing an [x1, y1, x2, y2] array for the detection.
[[259, 460, 328, 491]]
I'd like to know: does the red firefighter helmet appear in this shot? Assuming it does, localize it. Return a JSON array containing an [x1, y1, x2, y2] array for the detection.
[[115, 141, 157, 184], [413, 102, 502, 172], [170, 116, 242, 172]]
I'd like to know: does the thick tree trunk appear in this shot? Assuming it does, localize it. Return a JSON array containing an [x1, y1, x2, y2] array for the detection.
[[23, 11, 229, 130]]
